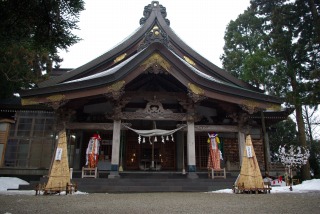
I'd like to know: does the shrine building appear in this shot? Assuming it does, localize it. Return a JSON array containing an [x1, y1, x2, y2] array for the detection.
[[0, 1, 289, 179]]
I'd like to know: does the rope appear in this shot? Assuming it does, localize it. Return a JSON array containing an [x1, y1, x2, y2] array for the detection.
[[122, 124, 186, 137]]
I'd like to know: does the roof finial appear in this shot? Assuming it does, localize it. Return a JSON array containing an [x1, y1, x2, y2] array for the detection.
[[152, 1, 159, 7], [139, 1, 170, 26]]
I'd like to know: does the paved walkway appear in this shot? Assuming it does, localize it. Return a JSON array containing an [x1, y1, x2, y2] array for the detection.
[[1, 192, 319, 213]]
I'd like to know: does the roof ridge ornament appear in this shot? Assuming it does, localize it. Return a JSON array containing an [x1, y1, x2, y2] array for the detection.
[[140, 1, 170, 26], [138, 25, 171, 51]]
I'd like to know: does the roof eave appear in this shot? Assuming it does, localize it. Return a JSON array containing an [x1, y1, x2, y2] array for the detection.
[[20, 43, 282, 107], [37, 11, 158, 88], [153, 6, 262, 93]]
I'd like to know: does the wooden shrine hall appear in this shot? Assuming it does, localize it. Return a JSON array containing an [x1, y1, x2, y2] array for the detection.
[[19, 1, 289, 179]]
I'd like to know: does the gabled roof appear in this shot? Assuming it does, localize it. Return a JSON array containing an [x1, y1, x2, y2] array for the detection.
[[20, 1, 282, 110]]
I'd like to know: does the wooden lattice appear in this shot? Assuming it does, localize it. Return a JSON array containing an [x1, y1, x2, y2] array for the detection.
[[251, 139, 265, 168], [223, 138, 239, 163], [195, 134, 209, 169], [160, 140, 175, 170], [125, 132, 140, 170]]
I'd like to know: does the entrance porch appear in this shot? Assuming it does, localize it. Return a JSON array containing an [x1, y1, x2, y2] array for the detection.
[[66, 121, 253, 178]]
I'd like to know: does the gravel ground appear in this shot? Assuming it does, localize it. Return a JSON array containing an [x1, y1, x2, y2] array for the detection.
[[1, 192, 320, 214]]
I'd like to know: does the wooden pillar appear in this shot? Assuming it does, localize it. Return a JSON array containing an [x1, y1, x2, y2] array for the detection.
[[261, 112, 270, 174], [238, 131, 245, 165], [109, 120, 121, 178], [265, 132, 271, 163], [176, 131, 184, 172], [187, 121, 198, 179]]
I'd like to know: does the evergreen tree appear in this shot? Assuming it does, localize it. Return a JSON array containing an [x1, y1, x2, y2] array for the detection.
[[269, 118, 298, 161], [221, 8, 275, 92], [0, 0, 84, 98], [222, 0, 320, 179]]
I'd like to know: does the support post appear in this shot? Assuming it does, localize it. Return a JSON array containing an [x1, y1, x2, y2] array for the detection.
[[176, 131, 184, 172], [238, 131, 245, 166], [261, 111, 271, 174], [187, 121, 198, 179], [108, 120, 121, 178]]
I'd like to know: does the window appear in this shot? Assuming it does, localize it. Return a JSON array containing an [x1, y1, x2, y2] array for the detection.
[[3, 111, 55, 168], [17, 118, 32, 137]]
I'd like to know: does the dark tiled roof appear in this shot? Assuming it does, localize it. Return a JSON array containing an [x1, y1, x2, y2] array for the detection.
[[19, 1, 282, 107]]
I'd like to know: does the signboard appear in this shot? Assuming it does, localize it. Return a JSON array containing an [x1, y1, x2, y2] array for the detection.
[[246, 146, 253, 158], [55, 148, 63, 160]]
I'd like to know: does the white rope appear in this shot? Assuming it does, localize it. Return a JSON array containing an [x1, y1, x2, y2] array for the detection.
[[122, 124, 186, 137]]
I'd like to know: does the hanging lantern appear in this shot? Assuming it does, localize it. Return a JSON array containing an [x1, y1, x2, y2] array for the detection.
[[138, 135, 141, 144], [142, 137, 146, 143], [171, 134, 174, 142], [162, 136, 165, 143], [166, 135, 169, 141], [154, 136, 158, 142]]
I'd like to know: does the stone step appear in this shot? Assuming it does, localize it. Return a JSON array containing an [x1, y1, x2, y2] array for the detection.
[[18, 173, 236, 193], [77, 185, 215, 193], [72, 171, 233, 179], [72, 177, 235, 193], [18, 181, 39, 190]]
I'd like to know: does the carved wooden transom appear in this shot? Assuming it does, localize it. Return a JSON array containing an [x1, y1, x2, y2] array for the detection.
[[120, 98, 187, 121], [137, 100, 173, 115]]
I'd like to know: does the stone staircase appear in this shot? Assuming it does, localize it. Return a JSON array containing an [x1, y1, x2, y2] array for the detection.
[[18, 171, 236, 193]]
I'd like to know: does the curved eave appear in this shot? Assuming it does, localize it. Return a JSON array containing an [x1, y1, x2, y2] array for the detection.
[[38, 3, 259, 95], [169, 49, 282, 104], [37, 9, 159, 88], [249, 108, 294, 126], [20, 42, 282, 107], [20, 50, 145, 97], [251, 108, 294, 119], [152, 6, 261, 93]]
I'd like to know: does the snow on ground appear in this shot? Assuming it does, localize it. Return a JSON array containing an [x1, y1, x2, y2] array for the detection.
[[0, 177, 319, 195], [0, 177, 88, 195], [0, 177, 29, 191], [211, 179, 320, 194]]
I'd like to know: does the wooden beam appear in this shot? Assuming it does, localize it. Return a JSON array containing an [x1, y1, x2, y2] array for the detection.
[[179, 125, 239, 132], [66, 123, 131, 130]]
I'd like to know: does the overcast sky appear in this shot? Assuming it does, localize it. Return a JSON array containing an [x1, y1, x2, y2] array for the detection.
[[58, 0, 251, 69]]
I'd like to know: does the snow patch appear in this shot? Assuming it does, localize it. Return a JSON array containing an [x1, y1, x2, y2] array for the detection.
[[0, 177, 88, 195], [210, 179, 320, 194], [0, 177, 29, 191]]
